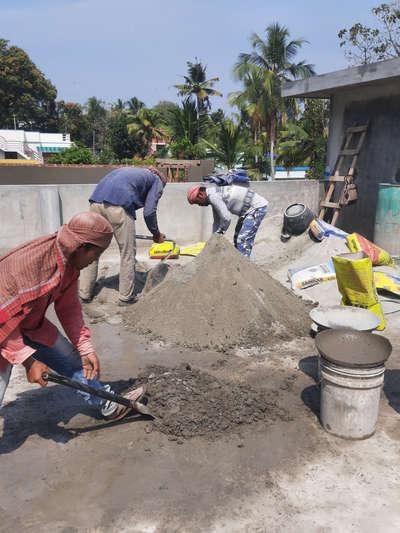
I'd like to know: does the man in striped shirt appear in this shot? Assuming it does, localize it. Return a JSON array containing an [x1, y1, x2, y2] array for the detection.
[[187, 184, 268, 258]]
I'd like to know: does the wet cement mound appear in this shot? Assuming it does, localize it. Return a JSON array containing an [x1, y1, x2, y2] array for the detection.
[[134, 364, 291, 440], [125, 234, 311, 349]]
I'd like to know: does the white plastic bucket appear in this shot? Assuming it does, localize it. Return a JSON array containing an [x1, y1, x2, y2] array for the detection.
[[320, 356, 385, 439]]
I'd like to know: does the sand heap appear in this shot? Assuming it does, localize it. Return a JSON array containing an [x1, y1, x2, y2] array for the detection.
[[133, 364, 290, 440], [125, 234, 311, 349]]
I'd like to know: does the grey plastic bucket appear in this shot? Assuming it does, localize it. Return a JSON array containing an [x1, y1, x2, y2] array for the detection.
[[320, 357, 385, 440]]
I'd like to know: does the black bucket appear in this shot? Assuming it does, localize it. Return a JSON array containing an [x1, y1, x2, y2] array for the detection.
[[283, 203, 314, 237]]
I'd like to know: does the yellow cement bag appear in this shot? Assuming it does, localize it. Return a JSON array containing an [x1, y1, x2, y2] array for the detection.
[[332, 251, 385, 330], [180, 242, 206, 257], [346, 233, 395, 267], [374, 267, 400, 296], [149, 241, 180, 259]]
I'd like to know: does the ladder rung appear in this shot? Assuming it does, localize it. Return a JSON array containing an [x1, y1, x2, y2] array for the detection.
[[329, 176, 345, 182], [346, 125, 368, 133], [339, 149, 359, 156], [320, 200, 340, 209]]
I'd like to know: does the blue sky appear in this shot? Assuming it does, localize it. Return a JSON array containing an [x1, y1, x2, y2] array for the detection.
[[1, 0, 380, 111]]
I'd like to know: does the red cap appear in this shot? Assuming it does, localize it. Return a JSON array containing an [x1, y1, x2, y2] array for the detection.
[[187, 185, 201, 204]]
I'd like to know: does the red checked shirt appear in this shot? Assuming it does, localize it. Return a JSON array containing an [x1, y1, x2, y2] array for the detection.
[[0, 263, 93, 366]]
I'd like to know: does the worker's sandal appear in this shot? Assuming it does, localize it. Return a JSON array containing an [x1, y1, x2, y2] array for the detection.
[[101, 385, 147, 421]]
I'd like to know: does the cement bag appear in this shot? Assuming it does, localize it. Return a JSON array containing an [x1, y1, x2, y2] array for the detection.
[[374, 267, 400, 296], [288, 261, 336, 290], [309, 218, 349, 241], [332, 251, 385, 330], [346, 233, 395, 267], [180, 242, 206, 257], [149, 241, 180, 259]]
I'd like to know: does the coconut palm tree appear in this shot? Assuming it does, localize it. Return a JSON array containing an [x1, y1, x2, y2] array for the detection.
[[168, 101, 206, 145], [203, 119, 244, 169], [127, 108, 165, 157], [174, 60, 222, 116], [126, 97, 145, 115], [166, 101, 207, 159], [233, 23, 315, 177], [229, 64, 271, 150]]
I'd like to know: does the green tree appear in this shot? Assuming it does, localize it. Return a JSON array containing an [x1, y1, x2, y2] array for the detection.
[[152, 100, 180, 127], [56, 101, 88, 142], [48, 144, 94, 164], [96, 147, 117, 165], [277, 99, 329, 178], [233, 23, 315, 177], [174, 60, 222, 115], [0, 38, 57, 130], [338, 1, 400, 64], [127, 108, 165, 158], [112, 98, 126, 111], [126, 97, 145, 115], [107, 110, 141, 160], [204, 119, 244, 169], [166, 100, 207, 158], [84, 97, 108, 153], [209, 108, 225, 124]]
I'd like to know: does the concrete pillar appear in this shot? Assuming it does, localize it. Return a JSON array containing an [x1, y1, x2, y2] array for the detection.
[[40, 186, 61, 234]]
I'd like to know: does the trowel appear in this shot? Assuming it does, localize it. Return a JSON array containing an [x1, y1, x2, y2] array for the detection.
[[42, 372, 153, 420]]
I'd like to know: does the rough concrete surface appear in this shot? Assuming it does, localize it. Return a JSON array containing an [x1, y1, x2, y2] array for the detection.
[[1, 233, 400, 532]]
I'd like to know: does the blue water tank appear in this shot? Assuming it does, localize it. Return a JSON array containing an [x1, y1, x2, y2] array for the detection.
[[374, 183, 400, 255]]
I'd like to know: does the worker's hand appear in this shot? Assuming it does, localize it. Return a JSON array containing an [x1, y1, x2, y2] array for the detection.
[[22, 357, 50, 388], [153, 232, 166, 244], [81, 352, 100, 381]]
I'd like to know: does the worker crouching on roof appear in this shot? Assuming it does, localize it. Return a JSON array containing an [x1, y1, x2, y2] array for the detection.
[[79, 166, 167, 306], [0, 212, 144, 420], [187, 184, 268, 258]]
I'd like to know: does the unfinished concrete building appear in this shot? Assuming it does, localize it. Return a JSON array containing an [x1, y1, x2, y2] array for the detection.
[[282, 57, 400, 243]]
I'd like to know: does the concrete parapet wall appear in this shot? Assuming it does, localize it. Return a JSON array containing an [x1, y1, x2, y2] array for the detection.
[[0, 180, 322, 257]]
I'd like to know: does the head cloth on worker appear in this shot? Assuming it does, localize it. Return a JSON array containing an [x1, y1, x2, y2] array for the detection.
[[0, 212, 112, 340], [187, 185, 201, 204], [58, 212, 113, 258]]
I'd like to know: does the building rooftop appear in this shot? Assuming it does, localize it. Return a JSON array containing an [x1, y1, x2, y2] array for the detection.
[[282, 57, 400, 98]]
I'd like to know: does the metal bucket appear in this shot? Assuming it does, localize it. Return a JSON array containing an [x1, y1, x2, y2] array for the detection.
[[315, 328, 392, 440], [320, 357, 385, 439]]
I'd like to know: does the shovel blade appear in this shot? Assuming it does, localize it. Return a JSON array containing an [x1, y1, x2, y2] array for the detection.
[[133, 400, 154, 417]]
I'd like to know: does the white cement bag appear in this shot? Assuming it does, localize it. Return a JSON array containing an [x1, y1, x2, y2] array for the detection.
[[288, 261, 336, 290]]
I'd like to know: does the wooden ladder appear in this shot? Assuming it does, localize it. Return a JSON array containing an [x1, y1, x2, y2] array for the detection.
[[319, 123, 368, 226]]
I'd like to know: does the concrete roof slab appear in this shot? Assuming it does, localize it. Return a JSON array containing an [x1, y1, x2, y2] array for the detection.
[[282, 57, 400, 98]]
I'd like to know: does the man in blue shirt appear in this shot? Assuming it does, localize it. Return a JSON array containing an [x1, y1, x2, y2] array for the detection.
[[79, 166, 166, 306]]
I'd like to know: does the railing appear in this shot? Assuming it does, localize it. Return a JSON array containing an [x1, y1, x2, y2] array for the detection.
[[24, 143, 43, 163], [0, 136, 44, 162], [0, 136, 24, 154]]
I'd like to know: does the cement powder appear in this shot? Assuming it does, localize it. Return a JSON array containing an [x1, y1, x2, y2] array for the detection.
[[124, 234, 311, 349], [133, 363, 291, 439]]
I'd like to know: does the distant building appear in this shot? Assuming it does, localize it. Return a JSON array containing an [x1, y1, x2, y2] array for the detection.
[[274, 166, 309, 179], [282, 56, 400, 239], [0, 129, 72, 164], [150, 130, 169, 154]]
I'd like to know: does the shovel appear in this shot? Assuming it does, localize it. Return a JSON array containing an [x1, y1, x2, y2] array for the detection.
[[137, 235, 178, 293], [42, 372, 152, 417]]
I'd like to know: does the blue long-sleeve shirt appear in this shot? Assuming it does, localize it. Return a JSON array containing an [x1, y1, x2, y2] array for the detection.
[[90, 167, 164, 235]]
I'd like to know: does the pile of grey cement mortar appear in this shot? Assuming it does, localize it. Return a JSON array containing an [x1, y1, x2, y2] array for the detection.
[[124, 233, 312, 350], [132, 363, 291, 440]]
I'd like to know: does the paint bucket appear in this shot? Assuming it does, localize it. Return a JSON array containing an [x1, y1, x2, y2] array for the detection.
[[315, 328, 392, 440]]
